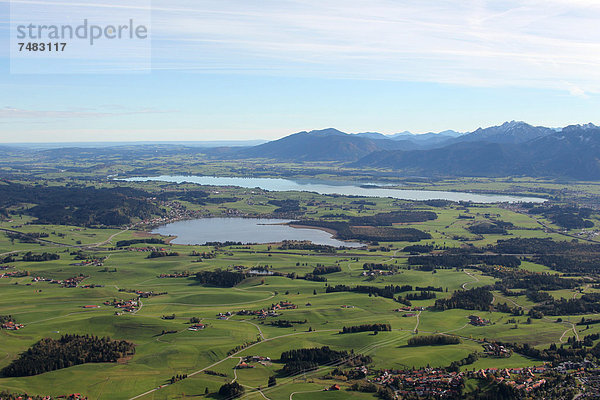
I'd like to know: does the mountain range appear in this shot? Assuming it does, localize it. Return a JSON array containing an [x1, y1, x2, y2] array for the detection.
[[231, 121, 600, 180]]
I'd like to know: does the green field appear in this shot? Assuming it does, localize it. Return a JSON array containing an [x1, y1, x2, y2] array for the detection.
[[0, 174, 598, 399]]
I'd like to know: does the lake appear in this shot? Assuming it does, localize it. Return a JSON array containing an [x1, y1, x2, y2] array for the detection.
[[153, 218, 364, 247], [124, 175, 546, 203]]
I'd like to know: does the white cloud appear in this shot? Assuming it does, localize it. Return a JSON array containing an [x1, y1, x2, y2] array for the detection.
[[146, 0, 600, 94], [3, 0, 600, 94], [0, 106, 173, 119]]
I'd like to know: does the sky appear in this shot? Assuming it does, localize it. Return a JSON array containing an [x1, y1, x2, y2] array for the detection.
[[1, 0, 600, 142]]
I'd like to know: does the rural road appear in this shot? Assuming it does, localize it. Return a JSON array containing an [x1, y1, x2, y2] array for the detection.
[[461, 270, 479, 289]]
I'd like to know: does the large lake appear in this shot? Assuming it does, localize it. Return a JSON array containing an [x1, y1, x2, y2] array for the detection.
[[125, 175, 546, 203], [153, 218, 363, 247]]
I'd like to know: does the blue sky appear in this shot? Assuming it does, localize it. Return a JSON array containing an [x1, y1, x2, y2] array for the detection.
[[1, 0, 600, 142]]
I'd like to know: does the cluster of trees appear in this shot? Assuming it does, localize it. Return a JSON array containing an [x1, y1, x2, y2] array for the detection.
[[169, 374, 187, 384], [195, 196, 240, 205], [407, 335, 461, 346], [531, 293, 600, 316], [194, 269, 247, 287], [447, 352, 479, 372], [1, 334, 135, 377], [157, 189, 209, 202], [535, 254, 600, 274], [5, 232, 49, 244], [0, 181, 163, 226], [434, 287, 493, 311], [115, 238, 165, 247], [157, 189, 239, 206], [399, 291, 437, 302], [402, 244, 433, 253], [279, 346, 371, 375], [0, 315, 15, 323], [203, 241, 244, 247], [340, 323, 391, 334], [269, 319, 307, 328], [312, 265, 342, 275], [147, 251, 179, 258], [491, 238, 582, 254], [495, 302, 524, 316], [302, 273, 327, 282], [293, 220, 431, 242], [496, 272, 578, 292], [499, 334, 600, 364], [529, 205, 595, 229], [525, 290, 554, 303], [416, 285, 444, 292], [326, 284, 408, 299], [577, 317, 600, 326], [362, 263, 398, 271], [346, 211, 437, 226], [490, 238, 600, 274], [21, 252, 59, 262], [268, 199, 302, 214], [0, 255, 15, 263], [408, 254, 520, 270], [350, 381, 379, 393], [278, 241, 336, 252], [468, 221, 513, 234], [218, 381, 245, 398], [204, 369, 227, 377], [347, 226, 432, 242]]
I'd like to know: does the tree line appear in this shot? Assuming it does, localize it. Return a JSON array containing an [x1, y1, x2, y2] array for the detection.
[[408, 254, 520, 270], [1, 334, 135, 377], [0, 181, 163, 226], [326, 284, 408, 299], [340, 323, 391, 334], [21, 252, 60, 262], [194, 269, 247, 287], [312, 265, 342, 275], [407, 334, 461, 346], [279, 346, 371, 375], [116, 238, 165, 247], [147, 251, 179, 258], [434, 287, 493, 311]]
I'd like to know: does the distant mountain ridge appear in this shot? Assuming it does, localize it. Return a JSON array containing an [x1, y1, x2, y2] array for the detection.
[[233, 121, 600, 179], [354, 123, 600, 180], [235, 128, 417, 161], [455, 121, 555, 144]]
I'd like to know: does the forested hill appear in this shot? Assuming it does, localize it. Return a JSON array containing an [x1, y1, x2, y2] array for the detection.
[[0, 181, 163, 226]]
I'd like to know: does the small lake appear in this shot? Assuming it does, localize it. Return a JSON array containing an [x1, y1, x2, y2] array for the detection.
[[124, 175, 546, 203], [153, 218, 364, 247]]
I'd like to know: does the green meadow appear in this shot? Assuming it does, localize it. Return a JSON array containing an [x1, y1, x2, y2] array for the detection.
[[0, 184, 597, 399]]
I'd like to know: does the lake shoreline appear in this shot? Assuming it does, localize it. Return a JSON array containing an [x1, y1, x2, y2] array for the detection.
[[122, 175, 547, 203], [151, 217, 364, 247]]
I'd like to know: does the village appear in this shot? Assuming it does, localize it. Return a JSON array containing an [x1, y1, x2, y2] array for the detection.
[[233, 301, 298, 319], [370, 364, 553, 398], [103, 298, 140, 314], [31, 275, 89, 288], [1, 320, 24, 331]]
